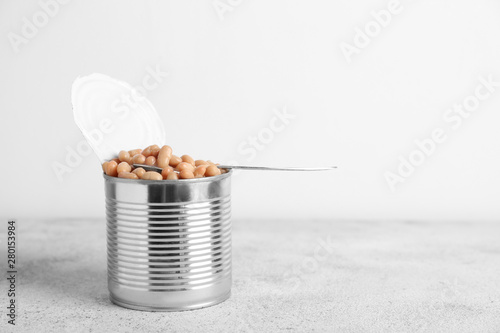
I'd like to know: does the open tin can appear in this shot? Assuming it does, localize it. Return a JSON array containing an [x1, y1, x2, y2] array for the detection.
[[72, 74, 234, 311], [104, 170, 232, 311]]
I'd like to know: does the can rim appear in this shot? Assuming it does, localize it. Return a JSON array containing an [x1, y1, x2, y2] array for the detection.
[[103, 169, 232, 184]]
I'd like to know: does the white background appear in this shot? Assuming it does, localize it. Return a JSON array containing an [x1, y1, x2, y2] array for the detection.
[[1, 0, 499, 221]]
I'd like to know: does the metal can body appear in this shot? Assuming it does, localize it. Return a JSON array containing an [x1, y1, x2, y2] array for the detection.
[[104, 172, 232, 311]]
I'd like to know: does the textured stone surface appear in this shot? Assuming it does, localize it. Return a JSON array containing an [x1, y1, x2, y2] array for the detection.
[[1, 219, 500, 332]]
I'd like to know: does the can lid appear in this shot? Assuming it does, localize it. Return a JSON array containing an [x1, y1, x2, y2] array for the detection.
[[71, 73, 166, 163]]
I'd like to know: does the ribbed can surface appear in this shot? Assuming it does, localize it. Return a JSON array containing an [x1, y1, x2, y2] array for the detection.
[[104, 171, 232, 311]]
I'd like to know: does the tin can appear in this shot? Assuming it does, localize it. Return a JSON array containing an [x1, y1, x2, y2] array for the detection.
[[104, 171, 232, 311]]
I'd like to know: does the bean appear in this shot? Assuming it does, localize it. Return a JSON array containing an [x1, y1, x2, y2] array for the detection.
[[118, 150, 131, 163], [166, 172, 179, 180], [141, 171, 162, 180], [131, 154, 146, 165], [179, 170, 194, 179], [105, 160, 118, 177], [205, 165, 221, 177], [118, 171, 138, 179], [132, 167, 146, 178], [161, 166, 174, 179], [102, 145, 224, 180], [142, 144, 160, 157], [195, 160, 209, 167], [157, 145, 172, 168], [175, 162, 195, 172], [169, 155, 182, 167], [128, 149, 142, 156], [194, 165, 207, 178], [145, 156, 157, 166], [181, 155, 195, 167], [117, 162, 132, 174]]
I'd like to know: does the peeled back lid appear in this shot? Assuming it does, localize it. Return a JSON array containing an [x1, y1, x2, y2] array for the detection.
[[71, 73, 165, 163]]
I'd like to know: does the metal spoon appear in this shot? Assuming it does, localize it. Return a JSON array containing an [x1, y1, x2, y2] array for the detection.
[[133, 164, 337, 173]]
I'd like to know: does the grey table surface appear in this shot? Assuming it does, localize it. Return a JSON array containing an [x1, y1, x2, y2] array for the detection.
[[1, 218, 499, 333]]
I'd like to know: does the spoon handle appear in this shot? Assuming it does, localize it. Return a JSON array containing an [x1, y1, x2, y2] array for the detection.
[[133, 164, 163, 172], [217, 165, 337, 171], [133, 164, 336, 173]]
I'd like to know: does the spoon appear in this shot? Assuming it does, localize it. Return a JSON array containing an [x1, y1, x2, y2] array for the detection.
[[133, 164, 337, 173]]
